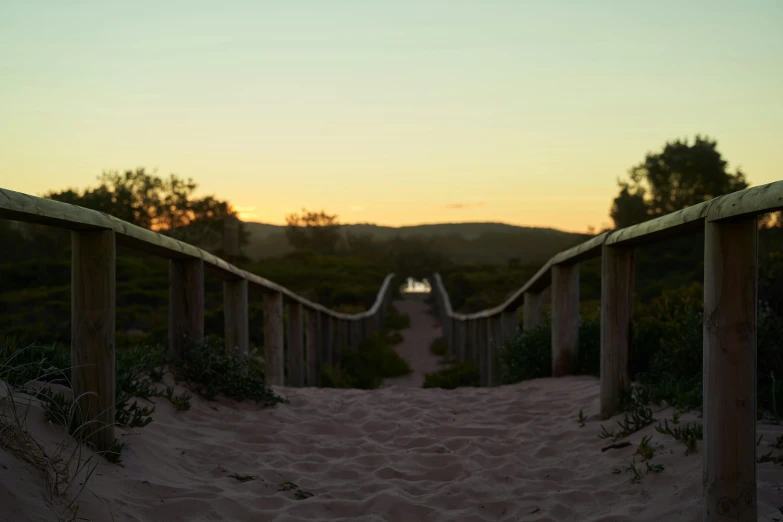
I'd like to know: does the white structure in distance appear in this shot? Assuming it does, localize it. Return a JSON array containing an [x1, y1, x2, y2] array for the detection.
[[400, 277, 431, 294]]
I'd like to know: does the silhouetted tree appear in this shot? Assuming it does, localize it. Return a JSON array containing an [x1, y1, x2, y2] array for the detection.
[[610, 135, 748, 228], [29, 168, 248, 256], [284, 209, 342, 254], [386, 235, 448, 279]]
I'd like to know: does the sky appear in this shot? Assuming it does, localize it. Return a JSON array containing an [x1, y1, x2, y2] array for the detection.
[[0, 1, 781, 232]]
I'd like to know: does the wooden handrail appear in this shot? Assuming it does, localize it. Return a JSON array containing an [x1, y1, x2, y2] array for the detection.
[[430, 179, 783, 521], [0, 187, 396, 451], [0, 187, 393, 321]]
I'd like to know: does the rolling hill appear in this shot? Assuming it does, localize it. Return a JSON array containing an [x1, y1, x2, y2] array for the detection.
[[242, 221, 590, 265]]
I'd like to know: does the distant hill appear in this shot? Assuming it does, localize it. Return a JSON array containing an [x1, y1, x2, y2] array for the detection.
[[243, 221, 590, 266]]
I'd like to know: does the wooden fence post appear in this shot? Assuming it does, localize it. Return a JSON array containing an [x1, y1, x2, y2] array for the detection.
[[551, 263, 580, 377], [465, 320, 475, 366], [488, 315, 502, 386], [600, 244, 634, 419], [478, 318, 489, 385], [502, 308, 518, 341], [71, 229, 116, 452], [703, 217, 758, 521], [263, 292, 284, 386], [169, 258, 205, 359], [450, 317, 459, 357], [285, 301, 304, 387], [457, 319, 467, 362], [523, 291, 542, 330], [223, 278, 249, 354], [322, 313, 334, 369], [335, 319, 346, 365], [305, 309, 318, 386]]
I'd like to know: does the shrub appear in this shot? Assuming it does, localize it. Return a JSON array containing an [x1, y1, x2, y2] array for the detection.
[[499, 318, 552, 383], [429, 337, 448, 357], [423, 362, 480, 389], [383, 305, 410, 330], [170, 336, 286, 406], [320, 330, 412, 390]]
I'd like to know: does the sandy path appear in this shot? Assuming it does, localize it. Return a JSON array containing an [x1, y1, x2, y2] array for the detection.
[[381, 295, 444, 388], [4, 301, 783, 521], [12, 376, 780, 522]]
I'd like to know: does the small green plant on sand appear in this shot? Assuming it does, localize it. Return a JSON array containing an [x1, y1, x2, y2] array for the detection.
[[229, 473, 258, 482], [655, 418, 703, 455], [164, 386, 192, 411], [277, 481, 314, 500], [599, 388, 655, 441], [613, 436, 664, 483], [577, 409, 587, 427]]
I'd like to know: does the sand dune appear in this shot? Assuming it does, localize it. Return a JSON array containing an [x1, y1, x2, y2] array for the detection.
[[3, 299, 782, 521], [3, 374, 783, 522]]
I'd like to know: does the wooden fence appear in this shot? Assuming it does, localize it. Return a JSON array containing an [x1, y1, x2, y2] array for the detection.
[[0, 187, 395, 452], [431, 180, 783, 521]]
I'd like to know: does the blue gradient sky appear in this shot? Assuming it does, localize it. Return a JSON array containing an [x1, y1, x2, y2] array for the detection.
[[1, 1, 781, 231]]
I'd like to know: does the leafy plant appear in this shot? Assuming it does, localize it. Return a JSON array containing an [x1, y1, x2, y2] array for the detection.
[[655, 419, 703, 455], [170, 336, 286, 406], [320, 329, 411, 390], [423, 362, 480, 389], [429, 337, 448, 357]]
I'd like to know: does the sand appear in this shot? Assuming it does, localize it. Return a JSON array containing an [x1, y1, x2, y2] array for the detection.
[[2, 297, 783, 521]]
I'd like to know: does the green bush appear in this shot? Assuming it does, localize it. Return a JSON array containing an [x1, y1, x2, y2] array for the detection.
[[170, 336, 286, 406], [383, 305, 410, 330], [423, 362, 480, 389], [320, 330, 412, 390], [429, 337, 448, 357], [499, 318, 552, 383]]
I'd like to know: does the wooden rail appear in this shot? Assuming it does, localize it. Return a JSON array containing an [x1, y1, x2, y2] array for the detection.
[[431, 180, 783, 522], [0, 187, 396, 451]]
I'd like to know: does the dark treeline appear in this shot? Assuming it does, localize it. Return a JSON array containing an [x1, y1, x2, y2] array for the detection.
[[4, 134, 783, 348]]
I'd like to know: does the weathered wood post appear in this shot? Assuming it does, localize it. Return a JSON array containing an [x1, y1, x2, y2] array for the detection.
[[478, 318, 489, 385], [457, 319, 467, 362], [71, 229, 116, 451], [169, 258, 205, 359], [335, 319, 347, 365], [346, 320, 355, 349], [488, 315, 502, 386], [450, 317, 459, 357], [263, 292, 284, 386], [551, 263, 579, 377], [465, 320, 475, 365], [322, 313, 334, 369], [703, 217, 758, 522], [523, 291, 543, 330], [223, 278, 249, 354], [222, 216, 248, 353], [502, 308, 518, 341], [305, 309, 318, 386], [285, 301, 304, 387], [442, 308, 452, 352], [363, 316, 373, 340], [600, 244, 634, 419]]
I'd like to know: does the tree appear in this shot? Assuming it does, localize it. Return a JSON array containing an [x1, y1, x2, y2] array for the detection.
[[284, 209, 342, 255], [610, 135, 749, 228], [386, 235, 448, 279], [610, 185, 650, 229], [41, 168, 248, 253]]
